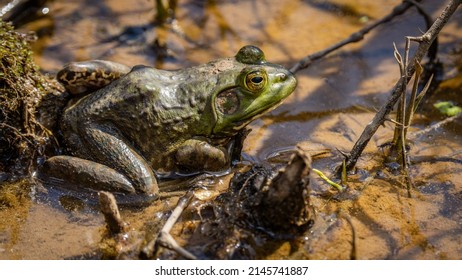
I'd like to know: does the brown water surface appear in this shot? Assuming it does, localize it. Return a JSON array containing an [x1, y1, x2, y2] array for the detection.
[[1, 0, 462, 259]]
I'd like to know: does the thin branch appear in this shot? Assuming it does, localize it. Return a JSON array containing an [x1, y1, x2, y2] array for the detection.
[[344, 0, 461, 172], [290, 0, 421, 73]]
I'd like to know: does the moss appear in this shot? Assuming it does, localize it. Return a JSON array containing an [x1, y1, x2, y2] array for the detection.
[[0, 19, 65, 176], [0, 179, 31, 209], [99, 234, 119, 259], [0, 179, 32, 250]]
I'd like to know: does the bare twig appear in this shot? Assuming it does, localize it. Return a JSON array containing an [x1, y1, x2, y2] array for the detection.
[[407, 0, 439, 62], [290, 0, 421, 73], [390, 41, 407, 166], [404, 62, 422, 138], [155, 190, 197, 260], [343, 0, 461, 172]]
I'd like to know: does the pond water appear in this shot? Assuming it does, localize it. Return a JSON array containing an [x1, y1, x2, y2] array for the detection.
[[1, 0, 462, 259]]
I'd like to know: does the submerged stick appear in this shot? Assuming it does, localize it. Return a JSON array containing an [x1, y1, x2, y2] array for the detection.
[[411, 113, 462, 138], [98, 191, 127, 234]]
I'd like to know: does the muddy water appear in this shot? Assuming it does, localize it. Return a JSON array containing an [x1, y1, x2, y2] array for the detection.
[[1, 0, 462, 259]]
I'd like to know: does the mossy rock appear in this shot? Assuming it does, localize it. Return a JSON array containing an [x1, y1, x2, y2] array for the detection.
[[0, 19, 66, 177]]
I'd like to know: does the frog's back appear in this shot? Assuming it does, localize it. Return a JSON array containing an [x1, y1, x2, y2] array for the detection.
[[72, 66, 166, 117], [61, 65, 212, 170]]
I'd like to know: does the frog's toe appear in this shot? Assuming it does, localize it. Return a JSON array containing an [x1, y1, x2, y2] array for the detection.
[[40, 156, 136, 194]]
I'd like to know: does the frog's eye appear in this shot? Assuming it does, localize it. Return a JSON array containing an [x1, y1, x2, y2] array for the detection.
[[245, 70, 267, 93]]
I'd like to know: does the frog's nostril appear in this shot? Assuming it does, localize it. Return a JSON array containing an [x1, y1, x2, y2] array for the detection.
[[277, 73, 287, 81]]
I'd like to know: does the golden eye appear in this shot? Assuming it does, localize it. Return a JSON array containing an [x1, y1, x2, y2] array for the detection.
[[245, 70, 267, 93]]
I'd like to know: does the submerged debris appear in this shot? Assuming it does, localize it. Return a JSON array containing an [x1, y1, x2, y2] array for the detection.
[[0, 178, 32, 210], [228, 147, 312, 234], [0, 178, 33, 254], [180, 147, 313, 259]]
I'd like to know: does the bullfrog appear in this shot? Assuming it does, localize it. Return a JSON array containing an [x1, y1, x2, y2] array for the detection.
[[41, 46, 297, 198]]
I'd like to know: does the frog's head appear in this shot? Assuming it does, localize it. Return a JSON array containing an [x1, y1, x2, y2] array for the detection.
[[211, 45, 297, 136]]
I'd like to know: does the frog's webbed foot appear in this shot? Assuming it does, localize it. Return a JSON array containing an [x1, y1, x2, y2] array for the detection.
[[57, 60, 131, 95]]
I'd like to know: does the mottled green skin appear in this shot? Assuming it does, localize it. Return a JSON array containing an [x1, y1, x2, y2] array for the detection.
[[45, 46, 297, 196]]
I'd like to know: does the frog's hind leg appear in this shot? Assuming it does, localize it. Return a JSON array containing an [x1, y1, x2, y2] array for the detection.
[[72, 126, 159, 195], [57, 60, 131, 95], [41, 155, 137, 194]]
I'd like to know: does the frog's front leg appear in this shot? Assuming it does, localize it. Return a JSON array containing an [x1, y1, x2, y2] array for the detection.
[[57, 60, 131, 95], [175, 139, 230, 173]]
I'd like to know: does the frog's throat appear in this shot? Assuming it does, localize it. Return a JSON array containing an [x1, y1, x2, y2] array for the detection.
[[233, 99, 284, 130], [211, 99, 284, 136]]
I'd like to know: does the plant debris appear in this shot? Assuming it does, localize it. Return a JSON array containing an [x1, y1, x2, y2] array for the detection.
[[0, 19, 65, 178], [177, 148, 313, 259]]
